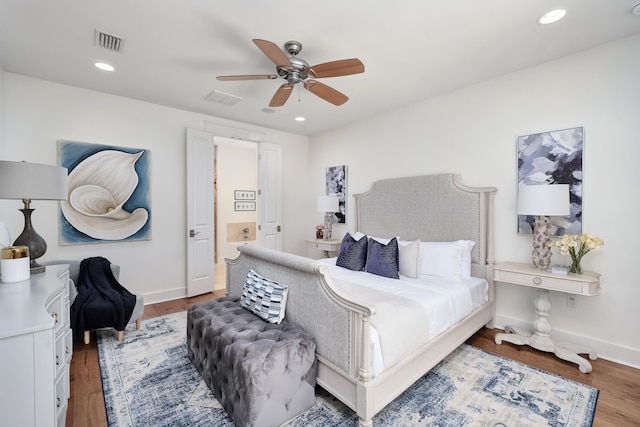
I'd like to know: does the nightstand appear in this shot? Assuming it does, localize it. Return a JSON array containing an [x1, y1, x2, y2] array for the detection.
[[493, 262, 600, 373], [305, 238, 341, 258]]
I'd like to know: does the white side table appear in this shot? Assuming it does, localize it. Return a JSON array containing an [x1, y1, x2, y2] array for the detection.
[[305, 238, 341, 258], [493, 262, 600, 373]]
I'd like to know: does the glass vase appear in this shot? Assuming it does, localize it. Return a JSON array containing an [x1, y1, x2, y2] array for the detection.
[[569, 257, 583, 274]]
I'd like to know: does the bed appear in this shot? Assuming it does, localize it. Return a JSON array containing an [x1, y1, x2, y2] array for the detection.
[[225, 173, 497, 427]]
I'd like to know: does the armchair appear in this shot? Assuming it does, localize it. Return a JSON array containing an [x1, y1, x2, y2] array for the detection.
[[42, 259, 144, 343]]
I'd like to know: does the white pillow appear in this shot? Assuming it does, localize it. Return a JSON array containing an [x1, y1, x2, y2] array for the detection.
[[418, 240, 476, 280], [398, 239, 420, 278], [418, 243, 462, 280], [352, 231, 367, 241]]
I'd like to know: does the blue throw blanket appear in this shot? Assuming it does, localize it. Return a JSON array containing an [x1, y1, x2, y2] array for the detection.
[[70, 257, 136, 341]]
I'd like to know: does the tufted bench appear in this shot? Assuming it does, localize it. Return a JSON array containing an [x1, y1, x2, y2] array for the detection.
[[186, 296, 317, 427]]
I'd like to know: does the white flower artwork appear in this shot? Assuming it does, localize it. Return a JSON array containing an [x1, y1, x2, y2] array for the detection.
[[58, 140, 151, 244]]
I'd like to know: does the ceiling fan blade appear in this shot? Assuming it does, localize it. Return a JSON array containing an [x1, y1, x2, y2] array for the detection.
[[304, 80, 349, 106], [217, 74, 277, 81], [269, 84, 293, 107], [253, 39, 292, 68], [308, 58, 365, 78]]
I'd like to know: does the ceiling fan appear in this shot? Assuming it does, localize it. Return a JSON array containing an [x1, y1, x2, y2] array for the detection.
[[217, 39, 365, 107]]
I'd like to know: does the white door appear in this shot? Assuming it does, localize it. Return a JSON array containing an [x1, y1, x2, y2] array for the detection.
[[186, 128, 215, 297], [259, 142, 282, 250]]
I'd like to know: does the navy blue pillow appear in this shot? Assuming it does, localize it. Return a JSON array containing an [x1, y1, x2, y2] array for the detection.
[[336, 233, 368, 271], [365, 237, 399, 279]]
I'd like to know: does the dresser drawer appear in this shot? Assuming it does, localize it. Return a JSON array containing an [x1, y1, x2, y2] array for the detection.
[[64, 329, 73, 363], [54, 332, 66, 377], [55, 365, 70, 420], [46, 288, 67, 336]]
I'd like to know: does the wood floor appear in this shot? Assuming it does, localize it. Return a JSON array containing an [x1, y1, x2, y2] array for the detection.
[[66, 289, 640, 427]]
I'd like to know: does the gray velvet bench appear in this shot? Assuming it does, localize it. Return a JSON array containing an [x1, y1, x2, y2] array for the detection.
[[187, 296, 317, 427]]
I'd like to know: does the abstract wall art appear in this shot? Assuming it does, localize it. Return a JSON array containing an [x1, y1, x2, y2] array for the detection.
[[58, 140, 151, 244], [517, 127, 583, 236], [326, 165, 346, 223]]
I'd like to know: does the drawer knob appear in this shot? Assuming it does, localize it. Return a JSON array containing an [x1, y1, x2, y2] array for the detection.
[[533, 276, 543, 285]]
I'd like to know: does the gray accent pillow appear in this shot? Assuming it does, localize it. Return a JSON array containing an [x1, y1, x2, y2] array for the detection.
[[365, 237, 399, 279], [336, 232, 368, 271]]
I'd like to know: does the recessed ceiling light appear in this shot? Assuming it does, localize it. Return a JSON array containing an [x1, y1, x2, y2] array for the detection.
[[295, 116, 306, 122], [95, 62, 115, 71], [538, 9, 566, 24]]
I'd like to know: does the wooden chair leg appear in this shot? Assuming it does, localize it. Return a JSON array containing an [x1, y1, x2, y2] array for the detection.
[[116, 330, 123, 341], [136, 318, 141, 330], [83, 331, 90, 345]]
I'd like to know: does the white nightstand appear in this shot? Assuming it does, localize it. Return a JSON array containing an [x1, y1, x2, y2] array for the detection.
[[305, 238, 341, 258], [493, 262, 601, 373]]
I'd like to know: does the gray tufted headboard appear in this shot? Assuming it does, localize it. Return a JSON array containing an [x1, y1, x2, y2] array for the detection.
[[354, 173, 497, 277]]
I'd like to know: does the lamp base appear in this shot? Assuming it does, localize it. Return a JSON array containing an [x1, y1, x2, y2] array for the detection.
[[531, 216, 552, 270], [30, 264, 46, 274], [13, 207, 48, 275], [323, 212, 333, 240]]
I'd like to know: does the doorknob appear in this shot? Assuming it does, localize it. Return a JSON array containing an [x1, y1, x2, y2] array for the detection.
[[189, 229, 200, 237]]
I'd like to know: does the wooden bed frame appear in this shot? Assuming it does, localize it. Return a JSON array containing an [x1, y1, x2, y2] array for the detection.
[[226, 173, 497, 427]]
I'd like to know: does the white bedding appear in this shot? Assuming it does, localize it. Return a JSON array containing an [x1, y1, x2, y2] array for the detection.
[[319, 258, 488, 376]]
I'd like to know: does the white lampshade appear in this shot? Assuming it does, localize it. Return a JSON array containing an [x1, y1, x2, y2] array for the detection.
[[317, 195, 339, 213], [517, 184, 570, 216], [0, 161, 68, 200]]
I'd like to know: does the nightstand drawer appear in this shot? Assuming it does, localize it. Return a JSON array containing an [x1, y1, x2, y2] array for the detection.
[[496, 270, 584, 293], [494, 262, 600, 296]]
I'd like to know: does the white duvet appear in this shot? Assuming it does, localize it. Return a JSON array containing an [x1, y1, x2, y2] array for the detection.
[[318, 258, 488, 376]]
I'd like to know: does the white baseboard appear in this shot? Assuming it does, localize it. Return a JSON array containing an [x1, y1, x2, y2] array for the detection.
[[494, 314, 640, 370], [141, 287, 188, 305]]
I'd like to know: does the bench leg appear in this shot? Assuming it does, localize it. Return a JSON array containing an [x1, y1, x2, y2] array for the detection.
[[117, 330, 123, 341], [136, 318, 141, 330], [84, 331, 90, 344]]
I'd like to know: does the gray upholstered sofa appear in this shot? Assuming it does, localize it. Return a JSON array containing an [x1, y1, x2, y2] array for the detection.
[[187, 296, 317, 427], [42, 259, 144, 343]]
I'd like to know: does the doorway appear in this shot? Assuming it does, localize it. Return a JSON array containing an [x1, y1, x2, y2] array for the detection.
[[213, 137, 258, 288]]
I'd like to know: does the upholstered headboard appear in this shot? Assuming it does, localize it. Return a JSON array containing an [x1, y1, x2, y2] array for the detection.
[[353, 174, 497, 271]]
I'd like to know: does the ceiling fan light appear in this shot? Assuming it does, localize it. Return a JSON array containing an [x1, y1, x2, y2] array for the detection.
[[538, 9, 566, 24]]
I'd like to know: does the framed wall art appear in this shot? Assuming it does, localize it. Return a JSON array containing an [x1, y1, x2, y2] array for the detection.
[[234, 190, 255, 200], [517, 126, 583, 236], [235, 201, 256, 211], [326, 165, 346, 223], [58, 140, 151, 244]]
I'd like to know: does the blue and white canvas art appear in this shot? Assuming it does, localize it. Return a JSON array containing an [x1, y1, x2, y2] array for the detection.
[[517, 127, 583, 235], [58, 140, 151, 244]]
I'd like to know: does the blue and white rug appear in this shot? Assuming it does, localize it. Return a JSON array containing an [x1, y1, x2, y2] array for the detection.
[[97, 311, 598, 426]]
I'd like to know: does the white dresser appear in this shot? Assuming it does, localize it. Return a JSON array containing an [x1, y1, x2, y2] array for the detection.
[[0, 265, 72, 426]]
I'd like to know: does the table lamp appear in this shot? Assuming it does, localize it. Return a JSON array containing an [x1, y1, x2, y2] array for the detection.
[[317, 195, 339, 240], [517, 184, 570, 270], [0, 160, 68, 273]]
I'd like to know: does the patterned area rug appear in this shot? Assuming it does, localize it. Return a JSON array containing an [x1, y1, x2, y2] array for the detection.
[[97, 311, 598, 426]]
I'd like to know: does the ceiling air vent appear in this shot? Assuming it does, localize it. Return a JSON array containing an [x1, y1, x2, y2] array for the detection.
[[94, 29, 124, 53], [205, 90, 243, 106]]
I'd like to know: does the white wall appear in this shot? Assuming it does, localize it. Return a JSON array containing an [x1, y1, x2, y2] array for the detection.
[[308, 35, 640, 367], [0, 73, 309, 303]]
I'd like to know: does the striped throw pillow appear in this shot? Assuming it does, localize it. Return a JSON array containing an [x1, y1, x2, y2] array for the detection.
[[240, 270, 289, 324]]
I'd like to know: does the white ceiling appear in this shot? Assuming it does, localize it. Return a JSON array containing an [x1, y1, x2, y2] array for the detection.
[[1, 1, 639, 136]]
